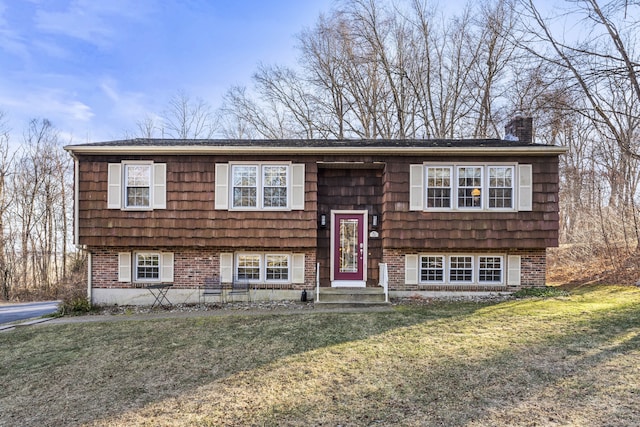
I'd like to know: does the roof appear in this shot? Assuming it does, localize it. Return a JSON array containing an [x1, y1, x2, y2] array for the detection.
[[64, 138, 567, 156]]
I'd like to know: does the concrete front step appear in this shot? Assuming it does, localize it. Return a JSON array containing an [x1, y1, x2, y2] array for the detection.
[[316, 287, 389, 306]]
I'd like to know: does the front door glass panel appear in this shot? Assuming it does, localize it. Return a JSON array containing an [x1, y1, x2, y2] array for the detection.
[[339, 219, 359, 273]]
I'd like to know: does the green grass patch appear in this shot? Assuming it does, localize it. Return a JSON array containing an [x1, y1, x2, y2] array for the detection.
[[512, 285, 570, 298], [1, 285, 639, 426]]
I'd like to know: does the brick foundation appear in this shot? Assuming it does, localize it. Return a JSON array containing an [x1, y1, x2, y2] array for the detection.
[[382, 248, 547, 292], [90, 247, 316, 291]]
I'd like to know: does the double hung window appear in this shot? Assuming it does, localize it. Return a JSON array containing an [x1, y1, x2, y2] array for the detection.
[[426, 167, 452, 208], [125, 164, 151, 208], [488, 166, 513, 208], [107, 161, 166, 210], [231, 164, 289, 209], [419, 164, 517, 211], [420, 255, 445, 282], [118, 252, 174, 283], [418, 254, 504, 285], [135, 253, 160, 281], [236, 253, 290, 282], [457, 167, 483, 208]]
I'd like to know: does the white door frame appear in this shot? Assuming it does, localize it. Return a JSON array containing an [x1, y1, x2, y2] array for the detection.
[[330, 209, 368, 287]]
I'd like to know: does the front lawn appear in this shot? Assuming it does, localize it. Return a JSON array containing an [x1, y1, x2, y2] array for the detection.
[[1, 285, 639, 426]]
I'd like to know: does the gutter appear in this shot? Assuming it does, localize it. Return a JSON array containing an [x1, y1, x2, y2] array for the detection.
[[64, 145, 568, 156]]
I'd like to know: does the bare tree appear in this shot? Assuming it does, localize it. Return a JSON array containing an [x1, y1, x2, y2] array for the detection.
[[162, 90, 219, 139], [518, 0, 640, 157], [0, 111, 13, 300]]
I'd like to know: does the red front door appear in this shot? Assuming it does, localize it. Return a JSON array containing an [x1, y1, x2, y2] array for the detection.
[[333, 212, 366, 286]]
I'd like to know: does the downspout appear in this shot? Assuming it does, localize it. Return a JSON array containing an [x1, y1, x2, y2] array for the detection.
[[73, 157, 79, 247], [72, 155, 92, 303]]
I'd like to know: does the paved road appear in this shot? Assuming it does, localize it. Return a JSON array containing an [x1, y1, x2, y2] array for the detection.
[[0, 301, 59, 324]]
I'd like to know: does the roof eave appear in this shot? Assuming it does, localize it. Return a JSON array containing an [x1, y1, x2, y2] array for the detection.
[[64, 145, 568, 156]]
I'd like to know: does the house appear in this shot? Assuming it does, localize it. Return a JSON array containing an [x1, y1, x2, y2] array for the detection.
[[65, 117, 566, 306]]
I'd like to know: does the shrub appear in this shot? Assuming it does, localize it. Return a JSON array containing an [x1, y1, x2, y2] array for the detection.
[[513, 286, 569, 298]]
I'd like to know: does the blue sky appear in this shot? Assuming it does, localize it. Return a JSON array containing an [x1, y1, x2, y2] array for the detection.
[[0, 0, 335, 143]]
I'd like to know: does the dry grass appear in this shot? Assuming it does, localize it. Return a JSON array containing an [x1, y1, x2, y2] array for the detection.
[[1, 285, 640, 426]]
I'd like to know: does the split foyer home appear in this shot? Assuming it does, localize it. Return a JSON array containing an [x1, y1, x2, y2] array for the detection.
[[65, 117, 566, 306]]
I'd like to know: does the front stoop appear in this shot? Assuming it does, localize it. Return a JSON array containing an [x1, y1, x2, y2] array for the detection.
[[316, 287, 389, 308]]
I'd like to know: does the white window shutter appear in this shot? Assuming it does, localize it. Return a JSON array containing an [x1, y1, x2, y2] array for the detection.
[[518, 164, 533, 211], [405, 254, 418, 285], [292, 254, 305, 283], [291, 164, 305, 210], [108, 163, 122, 209], [152, 163, 167, 209], [220, 253, 233, 283], [118, 252, 131, 282], [161, 253, 174, 282], [507, 255, 521, 286], [215, 163, 229, 209], [409, 165, 424, 211]]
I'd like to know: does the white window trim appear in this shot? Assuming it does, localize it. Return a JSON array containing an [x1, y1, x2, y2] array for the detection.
[[230, 162, 292, 211], [124, 161, 154, 210], [416, 254, 506, 286], [419, 254, 446, 284], [235, 253, 263, 282], [234, 252, 296, 284], [448, 254, 475, 284], [477, 255, 504, 285], [108, 161, 167, 211], [264, 253, 291, 284], [117, 251, 174, 283], [134, 252, 161, 282], [420, 163, 519, 212], [425, 166, 453, 209]]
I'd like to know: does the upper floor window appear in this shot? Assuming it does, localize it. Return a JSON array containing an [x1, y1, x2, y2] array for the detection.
[[125, 164, 151, 208], [413, 163, 521, 211], [108, 162, 166, 210], [488, 166, 513, 208], [426, 167, 451, 208], [216, 163, 305, 211], [231, 164, 289, 209]]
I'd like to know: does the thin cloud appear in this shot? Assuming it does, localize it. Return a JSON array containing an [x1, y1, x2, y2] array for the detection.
[[34, 0, 153, 47], [0, 0, 30, 59]]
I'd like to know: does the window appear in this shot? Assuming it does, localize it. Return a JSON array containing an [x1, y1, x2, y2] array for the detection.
[[232, 165, 258, 208], [265, 254, 289, 281], [488, 166, 513, 208], [235, 253, 291, 282], [457, 166, 482, 209], [413, 163, 521, 211], [420, 255, 444, 282], [231, 164, 289, 209], [108, 162, 166, 210], [449, 256, 473, 283], [125, 164, 151, 208], [263, 166, 288, 208], [135, 253, 159, 281], [479, 256, 503, 283], [426, 167, 451, 208], [415, 254, 505, 285], [216, 163, 304, 211], [222, 252, 304, 284], [237, 254, 261, 280]]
